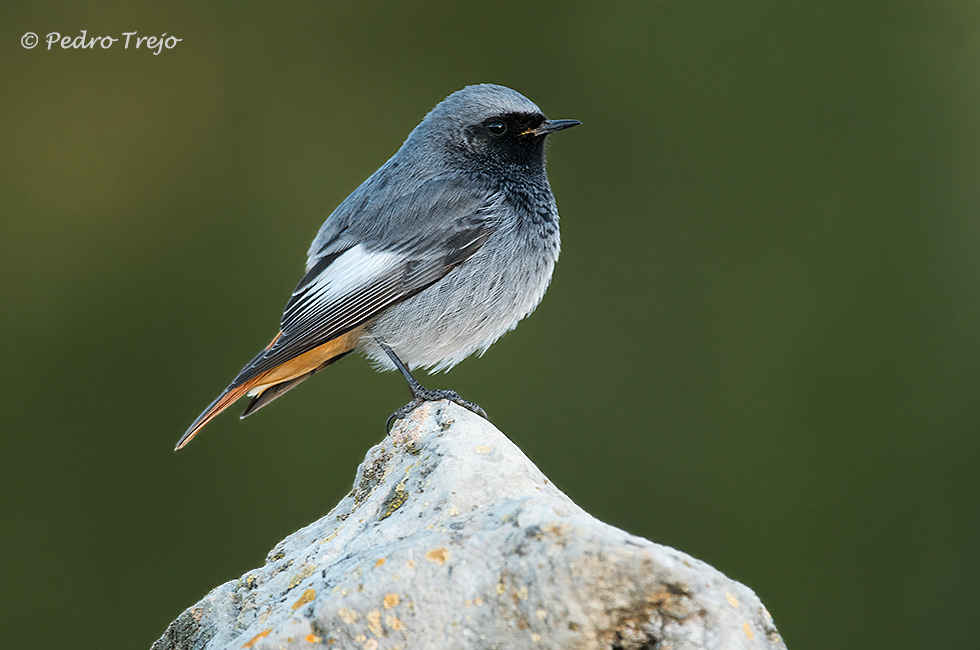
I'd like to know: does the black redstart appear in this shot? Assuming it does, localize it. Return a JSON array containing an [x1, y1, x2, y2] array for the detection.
[[177, 84, 579, 449]]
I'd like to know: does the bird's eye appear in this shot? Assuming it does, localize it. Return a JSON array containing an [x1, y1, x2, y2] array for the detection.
[[486, 121, 507, 136]]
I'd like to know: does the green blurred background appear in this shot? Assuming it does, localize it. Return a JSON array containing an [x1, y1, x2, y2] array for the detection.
[[2, 1, 978, 648]]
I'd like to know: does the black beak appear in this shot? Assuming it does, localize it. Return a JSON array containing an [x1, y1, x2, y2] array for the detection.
[[528, 119, 582, 136]]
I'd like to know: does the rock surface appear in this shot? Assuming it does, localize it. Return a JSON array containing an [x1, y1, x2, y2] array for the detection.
[[153, 401, 786, 650]]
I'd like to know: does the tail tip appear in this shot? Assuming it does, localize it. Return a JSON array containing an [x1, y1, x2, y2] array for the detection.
[[174, 426, 200, 451]]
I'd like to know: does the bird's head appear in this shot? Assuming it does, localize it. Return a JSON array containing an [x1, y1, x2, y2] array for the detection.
[[408, 84, 580, 173]]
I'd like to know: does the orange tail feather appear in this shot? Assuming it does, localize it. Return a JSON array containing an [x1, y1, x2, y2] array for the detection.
[[175, 326, 364, 450], [175, 378, 266, 450]]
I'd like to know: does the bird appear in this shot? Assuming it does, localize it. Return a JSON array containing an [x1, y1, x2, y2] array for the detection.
[[176, 84, 579, 450]]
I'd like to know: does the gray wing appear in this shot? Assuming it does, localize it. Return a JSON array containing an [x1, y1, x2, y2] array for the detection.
[[229, 173, 498, 387]]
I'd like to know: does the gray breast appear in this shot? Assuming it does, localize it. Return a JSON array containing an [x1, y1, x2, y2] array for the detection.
[[363, 188, 560, 372]]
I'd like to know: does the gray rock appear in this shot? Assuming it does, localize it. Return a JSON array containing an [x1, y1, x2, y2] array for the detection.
[[153, 402, 786, 650]]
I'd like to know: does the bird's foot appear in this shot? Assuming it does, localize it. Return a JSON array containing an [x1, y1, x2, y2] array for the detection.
[[386, 388, 487, 433]]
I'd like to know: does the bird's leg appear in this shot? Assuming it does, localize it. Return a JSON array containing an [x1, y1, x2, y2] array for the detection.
[[377, 340, 487, 432]]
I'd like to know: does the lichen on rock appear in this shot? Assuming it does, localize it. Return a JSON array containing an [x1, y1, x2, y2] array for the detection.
[[151, 401, 786, 650]]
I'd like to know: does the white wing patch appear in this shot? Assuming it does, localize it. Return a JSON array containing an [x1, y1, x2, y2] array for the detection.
[[283, 244, 402, 334]]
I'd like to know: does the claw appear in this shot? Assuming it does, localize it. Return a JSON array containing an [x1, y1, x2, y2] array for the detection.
[[384, 390, 487, 435], [378, 340, 488, 434], [386, 397, 424, 434]]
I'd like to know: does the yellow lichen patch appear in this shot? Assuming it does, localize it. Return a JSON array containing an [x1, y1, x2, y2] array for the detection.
[[383, 593, 400, 609], [367, 609, 383, 637], [743, 622, 755, 640], [645, 587, 679, 608], [305, 634, 322, 643], [292, 588, 316, 610], [541, 522, 572, 537], [241, 628, 272, 648], [536, 609, 547, 619], [355, 634, 367, 642], [425, 547, 451, 566], [496, 582, 506, 595], [385, 614, 405, 631], [474, 445, 491, 454], [364, 640, 378, 650], [516, 586, 529, 600], [404, 559, 416, 570], [380, 484, 409, 520], [338, 606, 358, 624], [288, 564, 318, 589], [375, 558, 386, 568], [725, 592, 740, 608], [531, 633, 542, 643]]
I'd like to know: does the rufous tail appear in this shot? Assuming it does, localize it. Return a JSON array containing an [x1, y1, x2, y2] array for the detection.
[[175, 327, 363, 450]]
